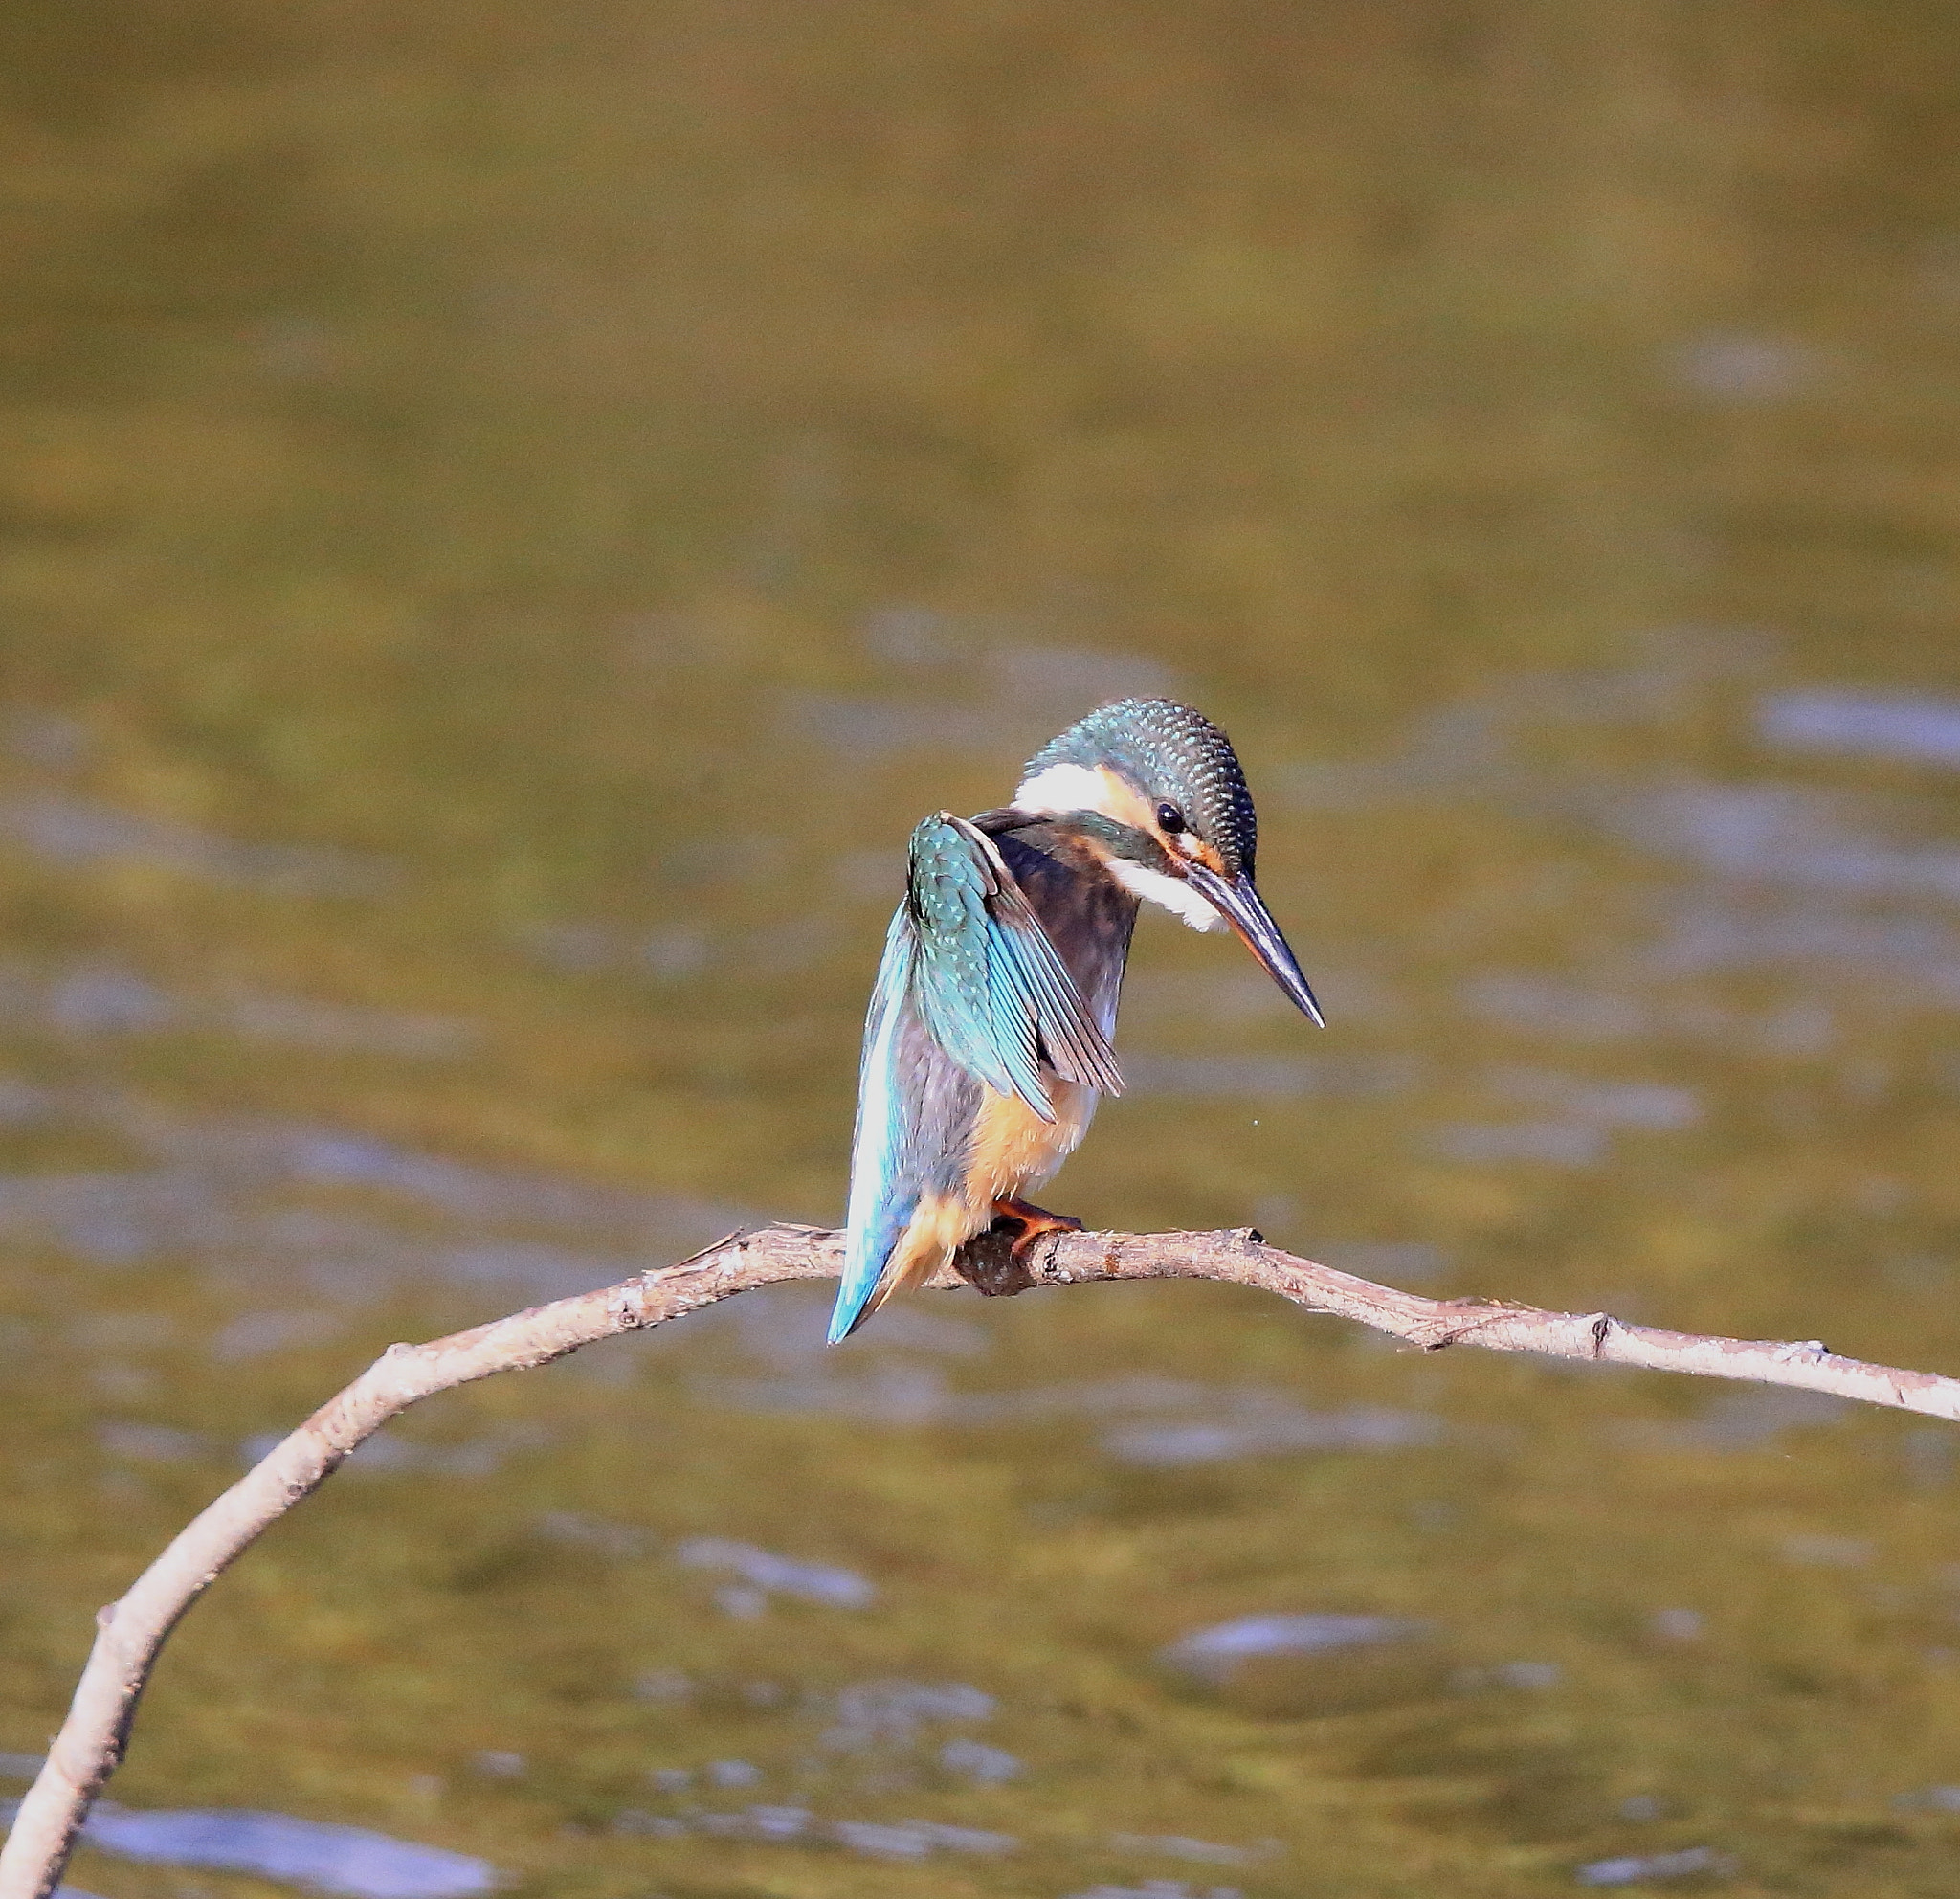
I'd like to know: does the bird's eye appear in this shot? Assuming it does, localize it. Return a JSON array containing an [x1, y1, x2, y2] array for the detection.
[[1156, 802, 1187, 834]]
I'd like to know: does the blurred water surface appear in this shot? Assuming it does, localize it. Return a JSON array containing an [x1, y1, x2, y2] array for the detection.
[[8, 2, 1960, 1893]]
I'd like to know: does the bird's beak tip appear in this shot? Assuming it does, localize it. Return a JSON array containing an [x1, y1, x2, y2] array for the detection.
[[1185, 862, 1325, 1028]]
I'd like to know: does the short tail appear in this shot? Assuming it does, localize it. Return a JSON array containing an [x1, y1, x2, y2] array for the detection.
[[827, 1257, 884, 1345], [828, 1196, 957, 1344], [828, 1197, 912, 1344]]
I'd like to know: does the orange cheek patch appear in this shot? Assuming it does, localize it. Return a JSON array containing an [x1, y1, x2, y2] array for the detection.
[[1096, 767, 1159, 835], [1093, 768, 1221, 870]]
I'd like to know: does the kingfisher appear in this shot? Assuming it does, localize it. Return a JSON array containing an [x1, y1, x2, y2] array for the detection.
[[829, 697, 1324, 1343]]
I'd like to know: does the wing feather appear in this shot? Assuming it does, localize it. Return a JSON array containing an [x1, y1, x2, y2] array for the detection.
[[983, 855, 1126, 1096], [910, 813, 1124, 1109]]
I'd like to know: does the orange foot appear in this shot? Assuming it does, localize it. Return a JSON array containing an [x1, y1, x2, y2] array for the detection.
[[991, 1196, 1083, 1260]]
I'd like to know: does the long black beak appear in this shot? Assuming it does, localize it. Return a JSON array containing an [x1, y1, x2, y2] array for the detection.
[[1183, 861, 1326, 1027]]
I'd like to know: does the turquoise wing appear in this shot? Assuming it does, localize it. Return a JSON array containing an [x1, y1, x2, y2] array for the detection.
[[828, 814, 1125, 1346], [907, 813, 1125, 1114], [830, 906, 920, 1344]]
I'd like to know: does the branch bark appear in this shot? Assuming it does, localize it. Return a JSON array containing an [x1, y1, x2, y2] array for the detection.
[[5, 1219, 1956, 1899]]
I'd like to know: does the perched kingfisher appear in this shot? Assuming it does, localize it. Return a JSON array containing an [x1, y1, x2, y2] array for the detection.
[[829, 697, 1324, 1344]]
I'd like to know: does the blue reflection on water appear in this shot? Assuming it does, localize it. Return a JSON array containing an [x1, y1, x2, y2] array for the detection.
[[698, 1364, 1439, 1467], [1761, 689, 1960, 770], [1313, 1240, 1450, 1285], [1616, 1388, 1848, 1453], [1061, 1882, 1244, 1899], [1598, 780, 1960, 905], [1780, 1533, 1871, 1569], [1108, 1832, 1273, 1867], [939, 1737, 1022, 1783], [1162, 1614, 1430, 1685], [611, 1802, 1016, 1859], [1431, 1064, 1701, 1171], [1462, 974, 1653, 1043], [1430, 1122, 1606, 1167], [15, 966, 176, 1035], [0, 1089, 748, 1308], [1282, 656, 1960, 1053], [1122, 1053, 1419, 1100], [785, 695, 1008, 757], [533, 1510, 655, 1558], [254, 1420, 553, 1480], [984, 643, 1176, 710], [0, 963, 474, 1055], [0, 793, 394, 897], [1104, 1406, 1438, 1467], [674, 1537, 876, 1609], [784, 639, 1174, 762], [828, 1817, 1014, 1860], [819, 1678, 994, 1750], [80, 1804, 497, 1899], [1462, 972, 1837, 1057], [5, 705, 92, 772], [850, 613, 1174, 713], [518, 914, 846, 983], [1670, 332, 1813, 402], [1489, 1067, 1701, 1130], [99, 1419, 212, 1464], [1894, 1785, 1960, 1812], [712, 1281, 986, 1371], [1639, 898, 1960, 998], [1574, 1844, 1734, 1886]]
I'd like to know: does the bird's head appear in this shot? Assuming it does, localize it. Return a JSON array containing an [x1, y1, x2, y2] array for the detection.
[[1013, 698, 1324, 1025]]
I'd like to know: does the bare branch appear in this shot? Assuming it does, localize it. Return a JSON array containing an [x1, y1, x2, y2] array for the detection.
[[5, 1220, 1956, 1899]]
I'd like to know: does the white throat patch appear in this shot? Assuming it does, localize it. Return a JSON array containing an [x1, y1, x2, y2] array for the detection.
[[1104, 855, 1225, 931]]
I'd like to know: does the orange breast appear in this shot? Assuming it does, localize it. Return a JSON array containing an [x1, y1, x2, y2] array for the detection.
[[870, 1079, 1101, 1315], [967, 1080, 1095, 1201]]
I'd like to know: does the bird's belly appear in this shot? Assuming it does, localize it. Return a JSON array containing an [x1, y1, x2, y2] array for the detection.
[[968, 1078, 1097, 1198]]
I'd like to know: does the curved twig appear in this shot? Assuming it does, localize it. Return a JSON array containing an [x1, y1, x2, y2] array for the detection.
[[4, 1219, 1956, 1899]]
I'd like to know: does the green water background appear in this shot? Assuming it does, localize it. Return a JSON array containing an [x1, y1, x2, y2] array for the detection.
[[9, 3, 1960, 1892]]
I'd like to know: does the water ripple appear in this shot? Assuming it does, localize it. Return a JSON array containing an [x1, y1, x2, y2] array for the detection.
[[80, 1803, 496, 1899]]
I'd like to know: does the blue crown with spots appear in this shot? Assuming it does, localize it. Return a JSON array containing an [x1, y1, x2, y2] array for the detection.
[[1023, 699, 1258, 878]]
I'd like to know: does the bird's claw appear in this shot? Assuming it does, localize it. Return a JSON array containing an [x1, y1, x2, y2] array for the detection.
[[952, 1218, 1037, 1297], [991, 1197, 1082, 1261], [950, 1202, 1080, 1297]]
